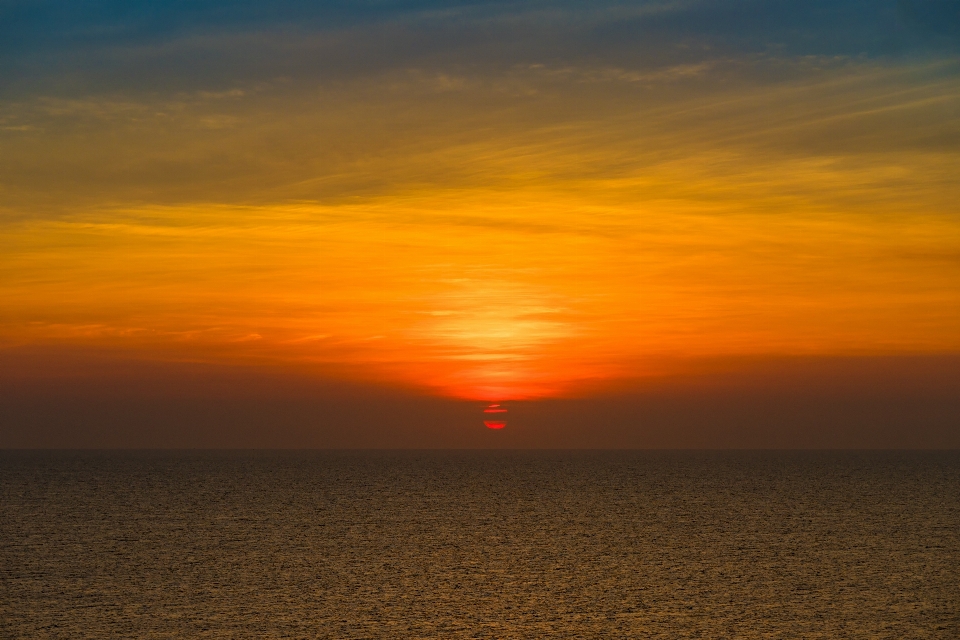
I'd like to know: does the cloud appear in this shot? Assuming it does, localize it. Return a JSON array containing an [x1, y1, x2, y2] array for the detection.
[[2, 51, 957, 219], [1, 0, 953, 99], [1, 0, 959, 406]]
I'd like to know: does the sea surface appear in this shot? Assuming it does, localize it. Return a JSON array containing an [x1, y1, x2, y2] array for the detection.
[[2, 451, 959, 639]]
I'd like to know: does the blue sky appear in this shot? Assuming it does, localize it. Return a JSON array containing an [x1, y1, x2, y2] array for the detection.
[[2, 0, 956, 96]]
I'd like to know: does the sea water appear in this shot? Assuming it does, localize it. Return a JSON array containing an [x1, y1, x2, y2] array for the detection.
[[2, 451, 958, 638]]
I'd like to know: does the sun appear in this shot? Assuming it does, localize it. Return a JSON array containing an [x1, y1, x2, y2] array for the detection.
[[483, 403, 507, 429]]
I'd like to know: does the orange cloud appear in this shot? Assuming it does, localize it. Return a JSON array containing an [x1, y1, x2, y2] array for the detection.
[[2, 59, 959, 400]]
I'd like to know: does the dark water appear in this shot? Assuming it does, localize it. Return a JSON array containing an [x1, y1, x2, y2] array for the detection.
[[2, 451, 959, 639]]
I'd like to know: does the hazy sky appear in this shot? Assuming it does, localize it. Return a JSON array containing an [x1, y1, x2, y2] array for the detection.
[[2, 0, 958, 447]]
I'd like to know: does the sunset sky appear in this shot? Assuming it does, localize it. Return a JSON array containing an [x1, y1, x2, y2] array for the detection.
[[2, 0, 959, 447]]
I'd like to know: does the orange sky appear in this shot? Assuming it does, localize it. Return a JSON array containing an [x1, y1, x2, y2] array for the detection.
[[2, 2, 959, 412]]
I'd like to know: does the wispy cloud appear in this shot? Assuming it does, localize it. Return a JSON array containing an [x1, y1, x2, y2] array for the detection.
[[2, 0, 959, 399]]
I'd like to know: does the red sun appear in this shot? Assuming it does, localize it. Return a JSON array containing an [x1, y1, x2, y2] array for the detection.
[[484, 404, 507, 429]]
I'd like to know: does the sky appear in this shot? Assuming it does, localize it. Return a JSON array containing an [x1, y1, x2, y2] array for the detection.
[[1, 0, 959, 447]]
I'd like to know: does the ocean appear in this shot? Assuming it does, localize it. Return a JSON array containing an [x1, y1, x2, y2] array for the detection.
[[2, 451, 958, 638]]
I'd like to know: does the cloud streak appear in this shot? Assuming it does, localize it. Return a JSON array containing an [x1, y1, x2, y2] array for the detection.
[[1, 0, 958, 408]]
